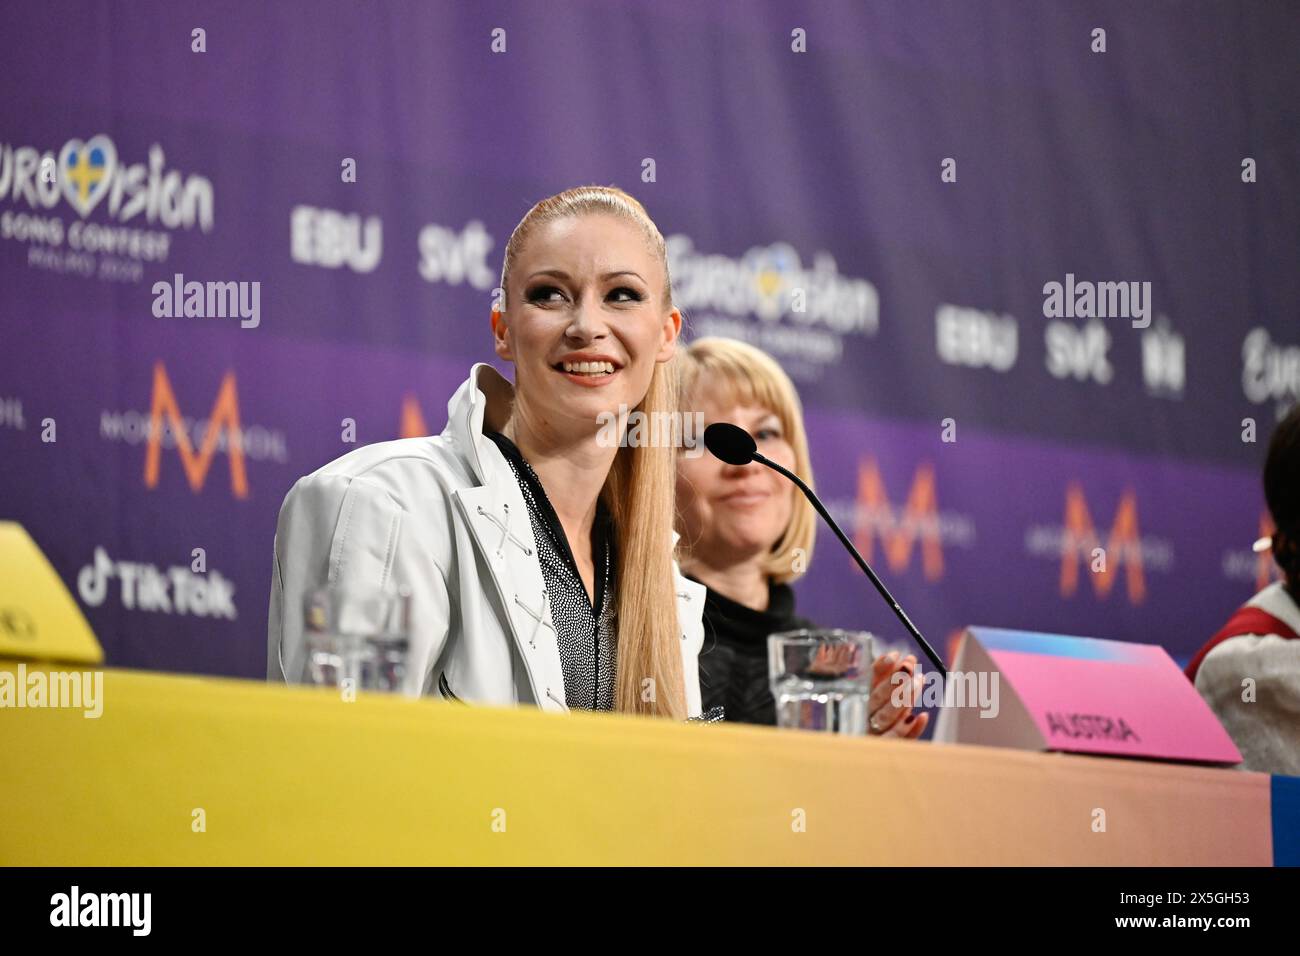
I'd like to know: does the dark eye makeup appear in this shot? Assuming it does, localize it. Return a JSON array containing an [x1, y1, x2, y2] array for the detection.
[[525, 284, 564, 304], [523, 284, 645, 304]]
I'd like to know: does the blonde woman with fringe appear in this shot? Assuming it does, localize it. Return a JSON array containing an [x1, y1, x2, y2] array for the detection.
[[269, 186, 704, 719], [676, 338, 927, 734]]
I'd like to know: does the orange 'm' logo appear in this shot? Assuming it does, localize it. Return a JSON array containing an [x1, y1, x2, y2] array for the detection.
[[853, 460, 943, 581], [1060, 482, 1144, 603], [399, 393, 429, 438], [143, 362, 249, 499]]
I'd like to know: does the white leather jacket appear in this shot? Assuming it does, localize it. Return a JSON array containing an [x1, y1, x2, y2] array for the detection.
[[267, 363, 707, 716]]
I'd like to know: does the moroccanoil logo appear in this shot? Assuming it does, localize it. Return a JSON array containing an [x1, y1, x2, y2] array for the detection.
[[98, 363, 289, 498], [842, 460, 976, 582], [1059, 484, 1143, 601], [1024, 483, 1174, 605], [399, 393, 429, 438], [144, 363, 247, 497], [1220, 512, 1287, 591]]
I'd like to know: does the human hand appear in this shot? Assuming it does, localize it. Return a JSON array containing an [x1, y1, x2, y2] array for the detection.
[[868, 651, 928, 738]]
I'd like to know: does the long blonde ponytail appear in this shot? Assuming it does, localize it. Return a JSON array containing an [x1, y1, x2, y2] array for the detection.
[[602, 361, 686, 717]]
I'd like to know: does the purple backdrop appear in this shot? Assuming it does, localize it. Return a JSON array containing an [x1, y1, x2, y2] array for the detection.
[[2, 0, 1298, 682]]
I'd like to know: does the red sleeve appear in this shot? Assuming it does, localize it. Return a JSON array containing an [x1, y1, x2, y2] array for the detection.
[[1185, 606, 1300, 684]]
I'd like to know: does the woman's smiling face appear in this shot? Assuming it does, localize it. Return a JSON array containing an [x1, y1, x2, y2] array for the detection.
[[676, 384, 798, 566], [494, 213, 680, 437]]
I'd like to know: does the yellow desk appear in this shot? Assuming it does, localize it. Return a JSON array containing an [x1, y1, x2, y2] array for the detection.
[[0, 660, 1278, 865]]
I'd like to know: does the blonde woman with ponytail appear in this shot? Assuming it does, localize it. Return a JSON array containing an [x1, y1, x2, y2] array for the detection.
[[268, 186, 704, 718]]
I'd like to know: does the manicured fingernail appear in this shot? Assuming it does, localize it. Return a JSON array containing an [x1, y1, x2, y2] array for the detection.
[[886, 651, 900, 663]]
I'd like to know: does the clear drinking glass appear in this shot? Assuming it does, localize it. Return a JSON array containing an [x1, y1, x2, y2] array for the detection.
[[302, 587, 412, 694], [768, 629, 874, 733]]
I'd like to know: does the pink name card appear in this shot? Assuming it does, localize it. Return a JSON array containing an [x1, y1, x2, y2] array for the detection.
[[933, 627, 1242, 765]]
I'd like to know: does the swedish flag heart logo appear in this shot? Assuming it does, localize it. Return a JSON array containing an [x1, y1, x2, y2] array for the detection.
[[58, 135, 117, 217], [744, 243, 799, 303]]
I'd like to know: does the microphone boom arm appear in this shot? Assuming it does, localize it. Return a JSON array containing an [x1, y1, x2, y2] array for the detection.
[[753, 451, 949, 677]]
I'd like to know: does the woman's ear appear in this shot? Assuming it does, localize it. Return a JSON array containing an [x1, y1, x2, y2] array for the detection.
[[492, 309, 512, 361], [656, 307, 683, 363]]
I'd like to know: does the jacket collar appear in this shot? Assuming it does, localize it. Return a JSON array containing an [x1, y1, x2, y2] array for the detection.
[[443, 362, 697, 588], [444, 362, 516, 486]]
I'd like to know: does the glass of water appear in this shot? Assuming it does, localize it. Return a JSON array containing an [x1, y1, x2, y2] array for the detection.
[[768, 629, 874, 733], [303, 587, 412, 694]]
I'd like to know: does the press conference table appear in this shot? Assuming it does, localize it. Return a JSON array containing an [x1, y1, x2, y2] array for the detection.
[[1, 659, 1294, 866]]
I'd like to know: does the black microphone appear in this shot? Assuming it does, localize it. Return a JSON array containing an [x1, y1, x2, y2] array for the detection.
[[703, 421, 947, 677]]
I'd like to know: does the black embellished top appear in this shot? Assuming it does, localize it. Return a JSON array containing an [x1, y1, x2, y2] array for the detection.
[[486, 431, 616, 711]]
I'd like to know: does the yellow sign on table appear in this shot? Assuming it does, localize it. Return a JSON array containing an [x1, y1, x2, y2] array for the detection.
[[0, 522, 102, 665], [0, 660, 1274, 866]]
